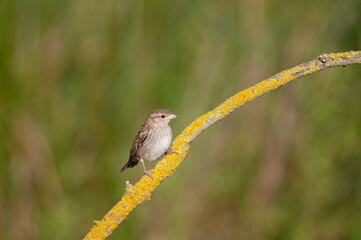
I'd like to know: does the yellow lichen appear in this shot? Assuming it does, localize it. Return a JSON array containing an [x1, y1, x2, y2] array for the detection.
[[329, 51, 355, 61], [83, 51, 361, 240]]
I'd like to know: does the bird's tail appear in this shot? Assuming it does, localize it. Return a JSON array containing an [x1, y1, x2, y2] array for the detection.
[[120, 160, 139, 173]]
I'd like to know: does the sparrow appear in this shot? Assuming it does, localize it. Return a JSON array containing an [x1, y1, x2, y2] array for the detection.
[[120, 109, 177, 178]]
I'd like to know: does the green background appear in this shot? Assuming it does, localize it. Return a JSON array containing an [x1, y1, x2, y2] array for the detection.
[[1, 0, 361, 239]]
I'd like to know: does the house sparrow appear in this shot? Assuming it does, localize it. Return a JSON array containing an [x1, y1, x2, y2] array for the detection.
[[120, 109, 177, 178]]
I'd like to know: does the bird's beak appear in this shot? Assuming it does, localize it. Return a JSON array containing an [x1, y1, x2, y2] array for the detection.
[[166, 114, 177, 120]]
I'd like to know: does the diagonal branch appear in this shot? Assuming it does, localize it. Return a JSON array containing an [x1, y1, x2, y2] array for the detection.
[[83, 51, 361, 240]]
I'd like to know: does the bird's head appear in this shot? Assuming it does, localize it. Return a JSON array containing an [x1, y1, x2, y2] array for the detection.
[[146, 109, 177, 127]]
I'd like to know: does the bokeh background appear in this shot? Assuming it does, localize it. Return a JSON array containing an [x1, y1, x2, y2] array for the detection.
[[1, 0, 361, 239]]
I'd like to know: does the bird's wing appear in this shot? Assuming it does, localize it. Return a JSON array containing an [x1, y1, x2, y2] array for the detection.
[[129, 123, 150, 161], [120, 123, 150, 173]]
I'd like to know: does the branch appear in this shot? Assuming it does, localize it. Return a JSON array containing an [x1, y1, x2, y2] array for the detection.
[[83, 51, 361, 240]]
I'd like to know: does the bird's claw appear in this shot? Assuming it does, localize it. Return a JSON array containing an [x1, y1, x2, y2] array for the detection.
[[144, 170, 154, 179], [165, 149, 178, 156]]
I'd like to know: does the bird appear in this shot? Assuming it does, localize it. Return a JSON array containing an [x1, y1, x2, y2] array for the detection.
[[120, 109, 177, 179]]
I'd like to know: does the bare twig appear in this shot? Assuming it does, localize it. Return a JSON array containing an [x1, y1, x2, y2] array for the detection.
[[83, 51, 361, 240]]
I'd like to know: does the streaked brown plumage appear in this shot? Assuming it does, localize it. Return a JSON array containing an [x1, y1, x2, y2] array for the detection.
[[120, 109, 177, 178]]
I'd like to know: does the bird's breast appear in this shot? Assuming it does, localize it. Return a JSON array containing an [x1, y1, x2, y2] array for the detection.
[[139, 126, 172, 161]]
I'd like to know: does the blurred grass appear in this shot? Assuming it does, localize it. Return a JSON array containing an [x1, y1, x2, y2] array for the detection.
[[1, 0, 361, 239]]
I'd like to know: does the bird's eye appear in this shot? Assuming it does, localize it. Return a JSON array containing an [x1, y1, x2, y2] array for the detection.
[[161, 115, 165, 118]]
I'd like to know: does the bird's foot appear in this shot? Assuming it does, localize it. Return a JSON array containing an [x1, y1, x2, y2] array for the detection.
[[165, 149, 178, 156], [144, 170, 154, 179]]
